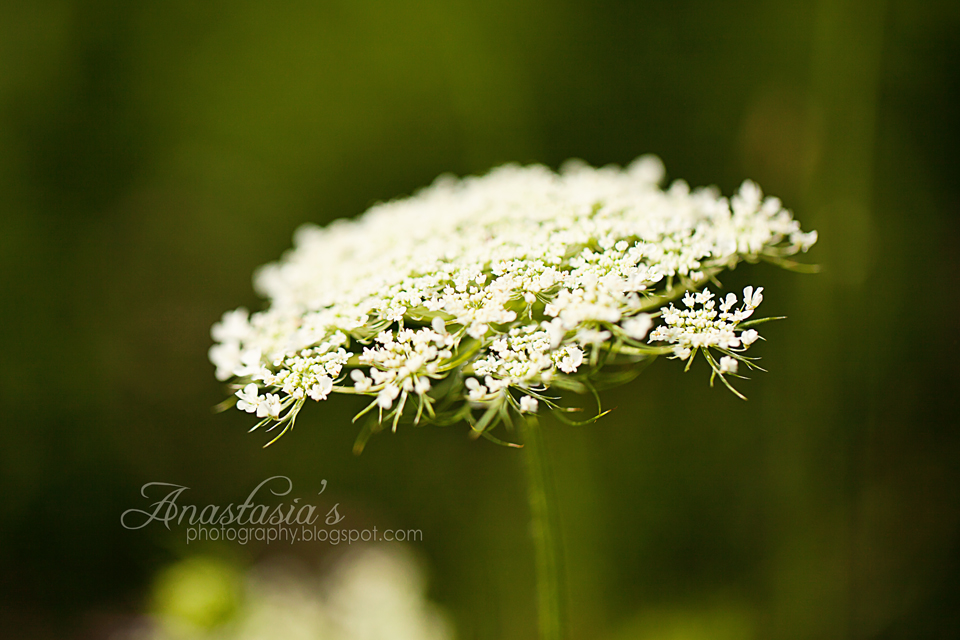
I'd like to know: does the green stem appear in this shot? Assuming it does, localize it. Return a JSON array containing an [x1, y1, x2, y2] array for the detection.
[[521, 415, 565, 640]]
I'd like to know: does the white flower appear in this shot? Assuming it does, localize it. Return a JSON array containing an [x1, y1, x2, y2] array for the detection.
[[556, 346, 584, 374], [211, 308, 250, 343], [465, 377, 488, 401], [210, 156, 815, 436], [308, 375, 334, 401], [791, 229, 818, 251], [743, 286, 764, 309], [236, 383, 261, 414], [622, 314, 653, 340], [259, 393, 283, 419], [209, 341, 242, 381], [719, 356, 738, 374], [413, 376, 432, 394], [350, 369, 372, 392], [519, 396, 539, 413], [719, 293, 737, 313], [377, 384, 400, 409], [233, 348, 264, 378], [648, 287, 757, 351]]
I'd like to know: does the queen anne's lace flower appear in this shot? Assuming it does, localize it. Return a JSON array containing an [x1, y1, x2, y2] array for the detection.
[[210, 156, 815, 446]]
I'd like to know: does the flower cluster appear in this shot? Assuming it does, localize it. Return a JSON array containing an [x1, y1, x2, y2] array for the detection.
[[132, 548, 453, 640], [210, 156, 815, 446]]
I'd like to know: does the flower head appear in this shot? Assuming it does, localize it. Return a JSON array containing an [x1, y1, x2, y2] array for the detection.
[[211, 156, 815, 446]]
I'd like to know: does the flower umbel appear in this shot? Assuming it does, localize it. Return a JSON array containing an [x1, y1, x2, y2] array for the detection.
[[210, 156, 816, 447]]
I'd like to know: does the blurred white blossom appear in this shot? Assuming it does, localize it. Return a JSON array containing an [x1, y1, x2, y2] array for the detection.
[[719, 356, 739, 374], [129, 547, 453, 640], [520, 396, 539, 413]]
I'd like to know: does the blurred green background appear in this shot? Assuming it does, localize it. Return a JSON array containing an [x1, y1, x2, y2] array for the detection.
[[1, 0, 958, 638]]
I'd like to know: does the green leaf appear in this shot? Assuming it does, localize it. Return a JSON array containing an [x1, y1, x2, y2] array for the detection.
[[737, 316, 786, 329]]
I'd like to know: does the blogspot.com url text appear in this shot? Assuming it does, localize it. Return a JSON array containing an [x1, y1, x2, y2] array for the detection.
[[187, 525, 422, 545]]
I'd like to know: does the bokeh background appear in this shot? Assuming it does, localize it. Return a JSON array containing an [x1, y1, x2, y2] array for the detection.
[[2, 0, 958, 638]]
